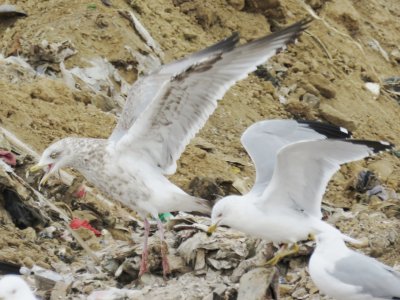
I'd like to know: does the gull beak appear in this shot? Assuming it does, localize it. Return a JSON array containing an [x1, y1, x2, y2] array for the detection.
[[207, 219, 222, 236], [39, 171, 52, 187], [28, 163, 55, 190], [207, 223, 218, 236], [29, 164, 43, 173]]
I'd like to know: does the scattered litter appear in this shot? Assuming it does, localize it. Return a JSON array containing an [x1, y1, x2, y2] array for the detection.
[[60, 57, 128, 109], [101, 0, 112, 7], [364, 82, 380, 96], [30, 40, 77, 65], [0, 150, 16, 166], [367, 39, 390, 62], [118, 10, 164, 60], [70, 218, 102, 237], [383, 76, 400, 100]]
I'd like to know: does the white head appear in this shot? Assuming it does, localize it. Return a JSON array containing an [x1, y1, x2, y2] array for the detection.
[[30, 138, 75, 186], [0, 275, 36, 300], [207, 195, 243, 235], [30, 137, 105, 187]]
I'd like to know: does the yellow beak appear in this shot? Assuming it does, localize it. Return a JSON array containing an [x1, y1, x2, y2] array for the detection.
[[207, 223, 218, 236], [308, 233, 316, 241], [29, 164, 43, 173], [28, 164, 51, 188]]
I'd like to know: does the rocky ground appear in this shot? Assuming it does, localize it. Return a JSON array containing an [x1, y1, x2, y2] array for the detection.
[[0, 0, 399, 299]]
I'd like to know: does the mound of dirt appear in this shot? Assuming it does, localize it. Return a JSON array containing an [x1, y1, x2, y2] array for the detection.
[[0, 0, 399, 299]]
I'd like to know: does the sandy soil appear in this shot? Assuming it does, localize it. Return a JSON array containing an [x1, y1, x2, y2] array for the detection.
[[0, 0, 399, 299]]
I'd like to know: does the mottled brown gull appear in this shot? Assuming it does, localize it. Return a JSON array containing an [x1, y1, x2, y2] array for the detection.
[[31, 19, 310, 277]]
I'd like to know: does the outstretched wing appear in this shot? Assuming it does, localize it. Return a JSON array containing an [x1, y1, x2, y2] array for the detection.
[[109, 33, 240, 142], [241, 119, 351, 196], [115, 19, 311, 174], [257, 139, 393, 218]]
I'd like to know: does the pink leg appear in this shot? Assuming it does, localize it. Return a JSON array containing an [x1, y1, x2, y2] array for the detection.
[[139, 218, 150, 276], [157, 218, 170, 278]]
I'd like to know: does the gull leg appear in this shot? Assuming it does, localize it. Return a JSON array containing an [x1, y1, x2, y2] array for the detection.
[[265, 243, 299, 266], [139, 218, 150, 276], [157, 218, 170, 278]]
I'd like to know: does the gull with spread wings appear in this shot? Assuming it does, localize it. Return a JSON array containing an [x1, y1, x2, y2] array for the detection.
[[30, 19, 310, 277], [207, 119, 393, 264]]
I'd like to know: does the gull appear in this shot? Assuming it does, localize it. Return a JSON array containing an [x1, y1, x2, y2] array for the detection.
[[309, 231, 400, 300], [0, 275, 36, 300], [30, 19, 311, 277], [208, 119, 393, 264]]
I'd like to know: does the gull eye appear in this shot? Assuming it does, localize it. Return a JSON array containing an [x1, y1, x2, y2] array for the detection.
[[217, 213, 222, 218], [50, 151, 60, 159]]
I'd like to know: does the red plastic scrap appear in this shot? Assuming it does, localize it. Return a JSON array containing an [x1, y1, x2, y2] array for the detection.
[[74, 185, 87, 198], [0, 150, 16, 166], [70, 218, 101, 237]]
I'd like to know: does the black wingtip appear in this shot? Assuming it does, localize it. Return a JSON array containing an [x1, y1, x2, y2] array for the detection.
[[348, 140, 395, 154], [297, 120, 352, 139], [273, 17, 313, 43], [194, 32, 240, 58]]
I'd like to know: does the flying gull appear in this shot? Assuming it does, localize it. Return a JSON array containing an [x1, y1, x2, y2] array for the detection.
[[207, 119, 393, 264], [30, 19, 311, 277], [309, 231, 400, 300], [0, 275, 37, 300]]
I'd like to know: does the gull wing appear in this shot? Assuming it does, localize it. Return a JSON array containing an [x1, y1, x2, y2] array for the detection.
[[257, 139, 393, 218], [115, 19, 311, 174], [241, 119, 351, 196], [329, 252, 400, 298], [109, 33, 240, 142]]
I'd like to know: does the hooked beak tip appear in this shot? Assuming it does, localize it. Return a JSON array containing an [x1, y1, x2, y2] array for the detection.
[[207, 224, 217, 236]]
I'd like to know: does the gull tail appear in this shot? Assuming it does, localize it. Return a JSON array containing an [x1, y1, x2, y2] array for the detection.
[[172, 193, 212, 215]]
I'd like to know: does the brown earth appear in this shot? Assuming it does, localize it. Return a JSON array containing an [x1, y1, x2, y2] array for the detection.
[[0, 0, 399, 299]]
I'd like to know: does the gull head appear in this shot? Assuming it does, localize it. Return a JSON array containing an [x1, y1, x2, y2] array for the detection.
[[29, 138, 76, 187], [207, 195, 242, 235], [0, 275, 36, 300]]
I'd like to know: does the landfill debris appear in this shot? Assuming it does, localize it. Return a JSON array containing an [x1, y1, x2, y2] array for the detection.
[[70, 218, 102, 237], [364, 82, 380, 96], [0, 0, 399, 299], [0, 150, 16, 166]]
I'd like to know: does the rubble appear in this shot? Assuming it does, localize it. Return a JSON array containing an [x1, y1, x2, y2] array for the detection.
[[0, 0, 399, 299]]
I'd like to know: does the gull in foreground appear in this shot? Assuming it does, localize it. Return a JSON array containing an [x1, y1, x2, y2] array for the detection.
[[309, 231, 400, 300], [30, 19, 311, 277], [0, 275, 36, 300], [208, 119, 393, 264]]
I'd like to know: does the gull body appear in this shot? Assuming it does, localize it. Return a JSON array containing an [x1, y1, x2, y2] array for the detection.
[[213, 194, 335, 243], [0, 275, 36, 300], [33, 20, 311, 276], [309, 232, 400, 300]]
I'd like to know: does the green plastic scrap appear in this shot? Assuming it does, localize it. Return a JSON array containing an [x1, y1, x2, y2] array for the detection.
[[158, 212, 173, 223]]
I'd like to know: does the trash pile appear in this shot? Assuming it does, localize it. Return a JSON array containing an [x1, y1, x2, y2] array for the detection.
[[0, 0, 400, 299]]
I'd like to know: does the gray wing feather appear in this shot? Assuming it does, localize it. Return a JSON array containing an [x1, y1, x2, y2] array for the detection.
[[331, 253, 400, 298], [241, 119, 333, 196], [258, 139, 384, 218], [116, 19, 311, 174], [109, 33, 240, 142]]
